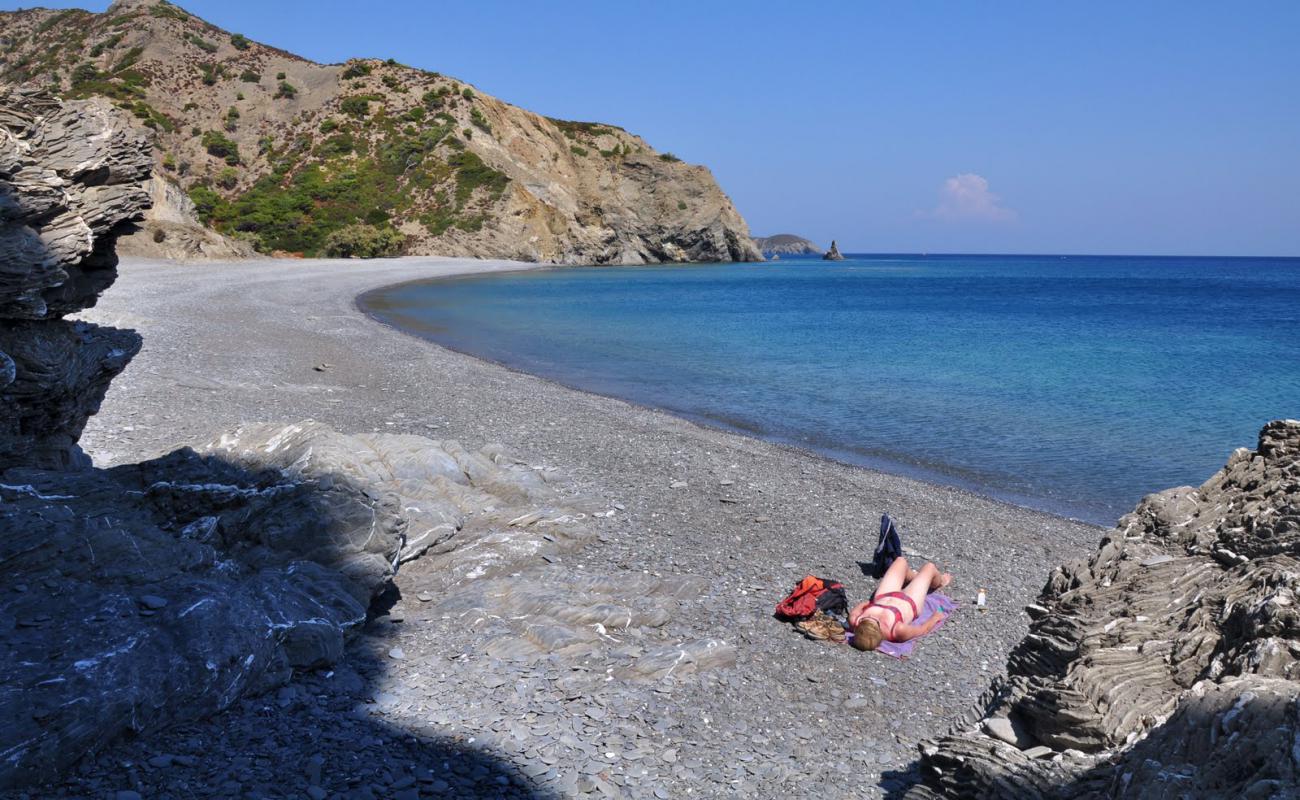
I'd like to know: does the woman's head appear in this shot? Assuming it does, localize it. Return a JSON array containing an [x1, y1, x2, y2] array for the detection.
[[851, 617, 883, 651]]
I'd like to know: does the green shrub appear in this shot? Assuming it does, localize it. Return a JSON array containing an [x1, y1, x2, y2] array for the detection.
[[319, 118, 339, 133], [462, 127, 473, 140], [470, 106, 491, 134], [224, 105, 240, 132], [403, 106, 426, 122], [183, 101, 199, 111], [461, 87, 474, 100], [162, 153, 176, 171], [276, 71, 286, 80], [569, 145, 588, 157], [148, 1, 190, 20], [275, 81, 297, 99], [113, 46, 144, 73], [71, 62, 99, 86], [340, 62, 371, 80], [230, 33, 251, 51], [318, 132, 355, 157], [239, 68, 260, 83], [236, 91, 245, 101], [659, 152, 682, 163], [339, 95, 376, 117], [448, 150, 509, 207], [184, 33, 218, 53], [677, 201, 687, 210], [322, 223, 404, 258], [198, 62, 224, 86], [201, 130, 240, 164], [188, 184, 221, 219], [217, 166, 239, 189], [88, 33, 123, 58], [381, 74, 400, 89]]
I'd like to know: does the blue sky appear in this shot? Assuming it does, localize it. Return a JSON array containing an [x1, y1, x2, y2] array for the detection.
[[13, 1, 1299, 255]]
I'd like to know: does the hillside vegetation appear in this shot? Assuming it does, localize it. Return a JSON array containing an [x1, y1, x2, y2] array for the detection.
[[0, 0, 761, 263]]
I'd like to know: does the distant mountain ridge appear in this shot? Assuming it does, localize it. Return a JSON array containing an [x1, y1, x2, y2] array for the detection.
[[0, 0, 762, 264], [752, 234, 824, 257]]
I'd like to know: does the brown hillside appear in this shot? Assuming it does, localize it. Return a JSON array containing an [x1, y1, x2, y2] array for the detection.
[[0, 0, 762, 263]]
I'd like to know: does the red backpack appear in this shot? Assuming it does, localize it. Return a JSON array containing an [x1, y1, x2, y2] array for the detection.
[[775, 575, 847, 620]]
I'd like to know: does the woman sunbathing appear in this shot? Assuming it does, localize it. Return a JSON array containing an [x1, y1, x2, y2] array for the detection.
[[848, 557, 951, 651]]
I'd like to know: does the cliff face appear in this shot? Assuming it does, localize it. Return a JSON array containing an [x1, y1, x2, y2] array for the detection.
[[752, 233, 824, 257], [907, 419, 1300, 799], [0, 0, 761, 264]]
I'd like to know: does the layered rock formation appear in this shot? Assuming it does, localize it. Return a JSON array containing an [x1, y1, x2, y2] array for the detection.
[[752, 233, 824, 258], [823, 240, 845, 260], [906, 419, 1300, 799], [0, 0, 762, 264], [0, 86, 150, 469]]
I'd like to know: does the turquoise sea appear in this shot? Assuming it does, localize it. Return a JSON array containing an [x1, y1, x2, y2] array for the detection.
[[362, 254, 1300, 525]]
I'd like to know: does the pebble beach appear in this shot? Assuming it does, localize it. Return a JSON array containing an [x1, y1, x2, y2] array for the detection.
[[51, 256, 1103, 799]]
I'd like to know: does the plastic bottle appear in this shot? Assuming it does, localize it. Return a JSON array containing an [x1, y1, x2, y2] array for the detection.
[[976, 588, 987, 611]]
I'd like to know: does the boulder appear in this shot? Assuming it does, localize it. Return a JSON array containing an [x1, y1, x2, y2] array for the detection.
[[823, 239, 845, 261], [906, 419, 1300, 799]]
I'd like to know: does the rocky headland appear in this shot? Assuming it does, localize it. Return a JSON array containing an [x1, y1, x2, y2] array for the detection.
[[905, 419, 1300, 799], [0, 0, 761, 265], [823, 240, 845, 261], [751, 234, 824, 258]]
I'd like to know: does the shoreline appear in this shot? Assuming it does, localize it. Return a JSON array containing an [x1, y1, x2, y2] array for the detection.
[[72, 255, 1104, 798], [359, 274, 1110, 527]]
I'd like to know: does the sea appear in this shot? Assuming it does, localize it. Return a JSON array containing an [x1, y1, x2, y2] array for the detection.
[[361, 254, 1300, 526]]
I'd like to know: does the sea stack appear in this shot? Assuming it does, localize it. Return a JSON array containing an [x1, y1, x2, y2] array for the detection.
[[823, 240, 845, 261]]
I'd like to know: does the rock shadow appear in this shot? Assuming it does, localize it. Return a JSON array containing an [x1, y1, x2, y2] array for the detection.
[[1, 445, 560, 799]]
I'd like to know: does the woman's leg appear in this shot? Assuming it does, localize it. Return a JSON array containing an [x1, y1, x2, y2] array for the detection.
[[902, 563, 952, 617], [874, 557, 910, 597]]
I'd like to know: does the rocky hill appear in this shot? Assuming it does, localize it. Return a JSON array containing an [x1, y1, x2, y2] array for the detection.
[[752, 233, 824, 257], [0, 0, 761, 264]]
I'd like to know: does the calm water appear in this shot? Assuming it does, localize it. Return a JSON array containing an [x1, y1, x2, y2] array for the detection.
[[362, 254, 1300, 525]]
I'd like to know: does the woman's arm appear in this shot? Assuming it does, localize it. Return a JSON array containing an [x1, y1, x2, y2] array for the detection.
[[893, 612, 946, 642]]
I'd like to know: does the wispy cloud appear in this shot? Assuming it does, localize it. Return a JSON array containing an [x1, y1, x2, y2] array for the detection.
[[925, 173, 1017, 222]]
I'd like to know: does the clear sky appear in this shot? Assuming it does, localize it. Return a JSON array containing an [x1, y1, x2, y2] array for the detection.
[[12, 0, 1299, 255]]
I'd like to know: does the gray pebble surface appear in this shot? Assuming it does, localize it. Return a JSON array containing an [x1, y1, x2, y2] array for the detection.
[[15, 256, 1101, 799]]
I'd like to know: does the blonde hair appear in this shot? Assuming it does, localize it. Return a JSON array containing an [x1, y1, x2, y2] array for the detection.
[[851, 618, 883, 651]]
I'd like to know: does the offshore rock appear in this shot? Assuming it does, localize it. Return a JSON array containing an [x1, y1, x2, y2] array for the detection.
[[752, 233, 824, 258], [0, 87, 150, 469], [905, 419, 1300, 799], [822, 239, 845, 260], [0, 420, 595, 788]]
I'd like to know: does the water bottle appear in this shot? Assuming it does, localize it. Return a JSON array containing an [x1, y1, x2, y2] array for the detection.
[[976, 588, 987, 611]]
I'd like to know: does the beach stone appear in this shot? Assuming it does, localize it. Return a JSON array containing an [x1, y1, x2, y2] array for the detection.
[[908, 420, 1300, 799]]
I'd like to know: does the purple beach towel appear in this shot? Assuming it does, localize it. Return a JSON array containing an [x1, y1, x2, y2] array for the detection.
[[852, 593, 957, 660]]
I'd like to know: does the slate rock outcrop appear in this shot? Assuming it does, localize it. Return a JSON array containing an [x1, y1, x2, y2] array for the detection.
[[0, 86, 150, 470], [0, 421, 600, 788], [905, 419, 1300, 799]]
